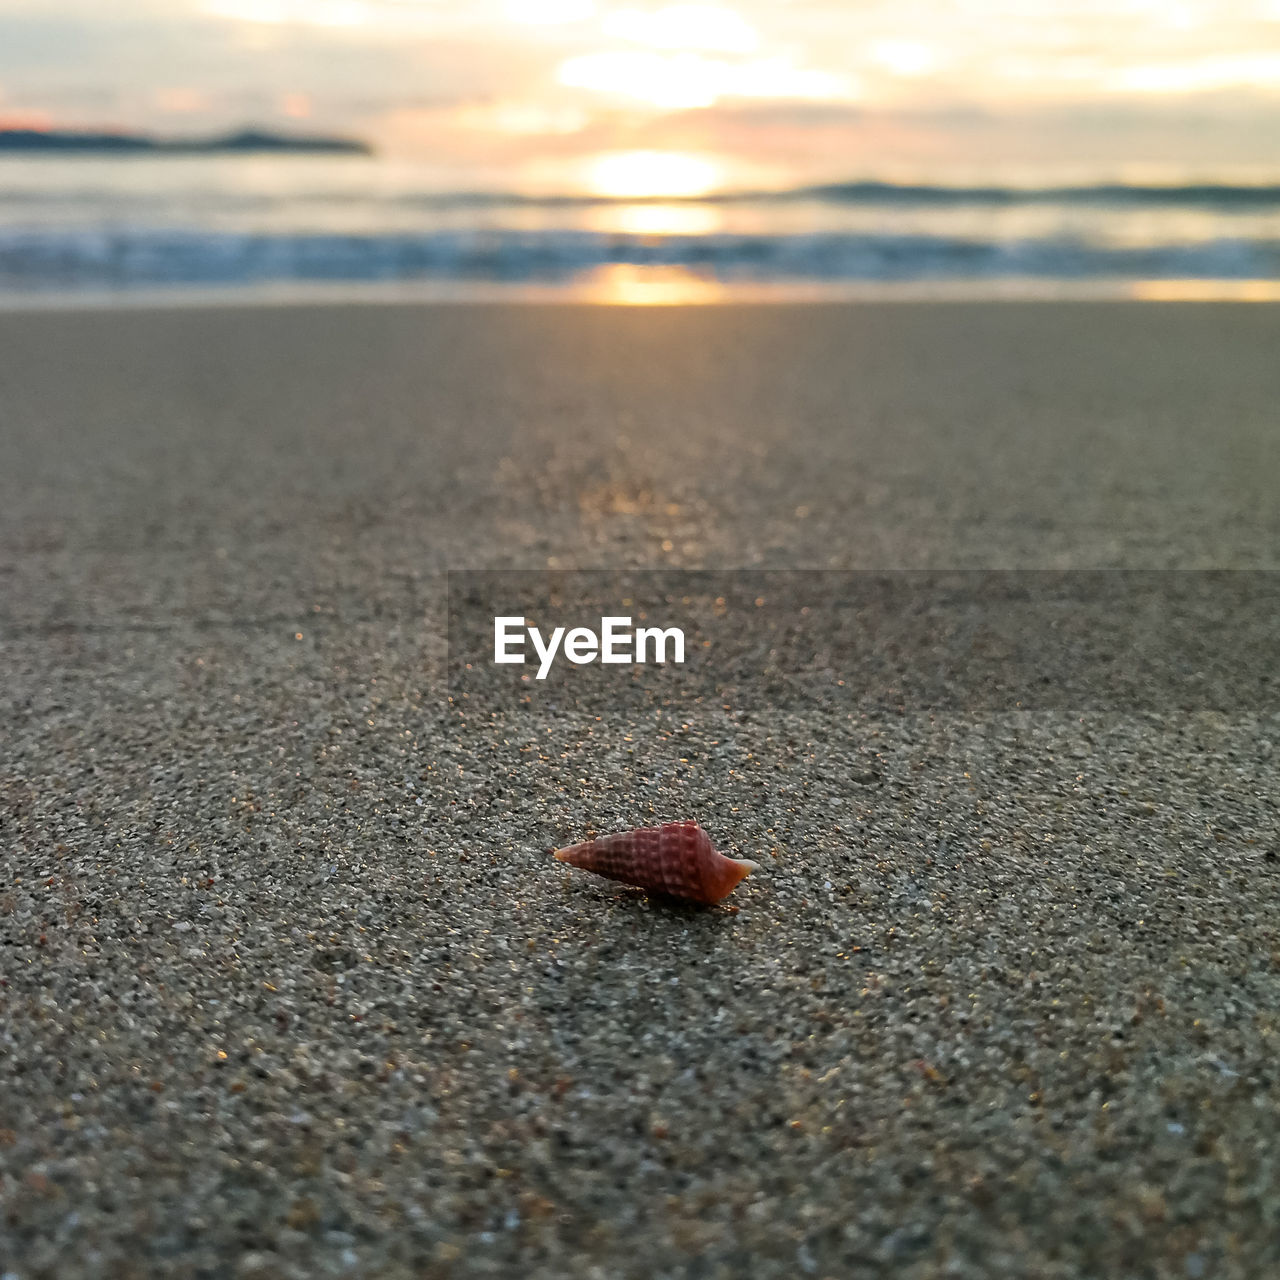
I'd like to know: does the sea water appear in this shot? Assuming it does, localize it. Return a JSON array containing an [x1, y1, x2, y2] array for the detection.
[[3, 153, 1280, 300]]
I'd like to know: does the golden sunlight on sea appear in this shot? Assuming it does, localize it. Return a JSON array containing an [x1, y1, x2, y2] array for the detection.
[[583, 202, 722, 235], [1129, 279, 1280, 301], [579, 263, 726, 304]]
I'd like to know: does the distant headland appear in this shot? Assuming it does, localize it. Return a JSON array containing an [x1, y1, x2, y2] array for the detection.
[[0, 126, 372, 155]]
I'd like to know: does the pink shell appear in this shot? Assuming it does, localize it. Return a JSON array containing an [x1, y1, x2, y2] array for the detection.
[[554, 820, 757, 905]]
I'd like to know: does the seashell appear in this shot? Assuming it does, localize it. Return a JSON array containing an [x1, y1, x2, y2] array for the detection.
[[554, 820, 757, 905]]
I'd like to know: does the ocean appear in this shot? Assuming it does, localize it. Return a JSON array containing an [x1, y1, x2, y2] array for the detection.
[[4, 154, 1280, 302]]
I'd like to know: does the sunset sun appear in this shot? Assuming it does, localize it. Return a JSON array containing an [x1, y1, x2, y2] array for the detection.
[[586, 149, 722, 198]]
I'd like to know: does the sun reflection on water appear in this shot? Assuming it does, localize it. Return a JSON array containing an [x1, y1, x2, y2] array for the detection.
[[583, 202, 723, 236], [578, 263, 727, 304], [1129, 278, 1280, 300]]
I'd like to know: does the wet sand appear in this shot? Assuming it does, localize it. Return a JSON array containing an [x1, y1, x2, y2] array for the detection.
[[2, 301, 1278, 1279]]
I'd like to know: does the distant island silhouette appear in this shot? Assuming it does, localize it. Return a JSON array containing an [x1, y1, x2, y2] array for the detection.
[[0, 127, 371, 155]]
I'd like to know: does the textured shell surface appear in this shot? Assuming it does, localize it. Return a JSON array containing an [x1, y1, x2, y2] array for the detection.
[[554, 820, 757, 905]]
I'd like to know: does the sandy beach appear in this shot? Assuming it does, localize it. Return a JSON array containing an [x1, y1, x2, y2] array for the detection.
[[2, 301, 1278, 1279]]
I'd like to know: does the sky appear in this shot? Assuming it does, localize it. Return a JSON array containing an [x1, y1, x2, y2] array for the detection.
[[3, 0, 1280, 191]]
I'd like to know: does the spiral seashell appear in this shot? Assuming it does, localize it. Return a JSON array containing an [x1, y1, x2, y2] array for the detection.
[[554, 820, 757, 905]]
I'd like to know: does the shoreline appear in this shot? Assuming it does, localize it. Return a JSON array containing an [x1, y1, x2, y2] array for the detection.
[[2, 275, 1280, 311]]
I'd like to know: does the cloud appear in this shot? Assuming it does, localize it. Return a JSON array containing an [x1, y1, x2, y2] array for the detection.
[[559, 92, 1280, 179], [4, 0, 1280, 175], [556, 48, 854, 109], [0, 8, 541, 130]]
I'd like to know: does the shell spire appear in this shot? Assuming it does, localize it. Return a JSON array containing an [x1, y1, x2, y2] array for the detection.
[[554, 820, 757, 905]]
